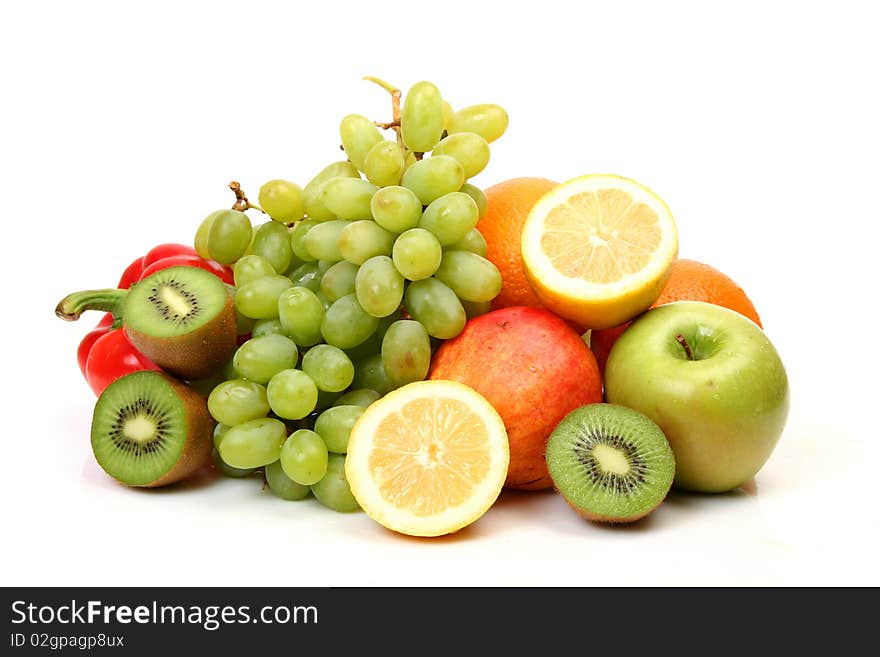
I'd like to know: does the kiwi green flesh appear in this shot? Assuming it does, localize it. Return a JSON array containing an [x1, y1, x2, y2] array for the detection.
[[123, 266, 228, 338], [123, 266, 237, 380], [546, 403, 675, 522], [91, 371, 212, 487]]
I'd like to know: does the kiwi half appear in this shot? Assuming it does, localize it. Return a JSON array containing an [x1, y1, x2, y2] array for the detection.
[[546, 403, 675, 523], [123, 266, 236, 380], [91, 371, 215, 487]]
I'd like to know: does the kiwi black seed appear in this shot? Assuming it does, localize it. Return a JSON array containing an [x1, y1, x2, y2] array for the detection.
[[122, 266, 237, 380], [91, 371, 215, 487], [545, 403, 675, 523]]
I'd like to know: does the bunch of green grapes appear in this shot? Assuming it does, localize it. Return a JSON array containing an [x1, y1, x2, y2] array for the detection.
[[191, 79, 508, 512]]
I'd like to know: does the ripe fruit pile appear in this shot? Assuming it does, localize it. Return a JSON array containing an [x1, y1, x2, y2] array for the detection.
[[56, 77, 790, 538], [57, 78, 512, 514]]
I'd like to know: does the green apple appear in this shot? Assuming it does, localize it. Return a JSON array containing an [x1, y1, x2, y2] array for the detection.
[[604, 301, 789, 493]]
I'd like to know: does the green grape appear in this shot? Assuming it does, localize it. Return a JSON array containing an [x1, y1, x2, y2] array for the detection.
[[314, 290, 332, 311], [448, 103, 509, 143], [250, 220, 294, 274], [340, 114, 384, 172], [234, 274, 293, 319], [314, 388, 343, 412], [370, 185, 422, 234], [342, 331, 381, 362], [206, 209, 253, 264], [419, 192, 479, 246], [233, 334, 299, 384], [448, 227, 488, 257], [302, 161, 360, 221], [319, 260, 359, 302], [266, 369, 318, 420], [401, 155, 466, 205], [194, 209, 226, 259], [218, 358, 238, 381], [212, 449, 256, 478], [321, 293, 380, 349], [433, 250, 502, 302], [355, 255, 404, 318], [213, 423, 230, 450], [301, 344, 355, 392], [218, 417, 288, 469], [320, 178, 377, 221], [364, 140, 406, 187], [258, 179, 304, 223], [233, 254, 276, 288], [310, 454, 360, 512], [280, 429, 328, 485], [187, 367, 229, 398], [264, 460, 311, 500], [284, 253, 306, 276], [334, 388, 381, 408], [317, 259, 334, 276], [459, 183, 488, 218], [207, 379, 270, 426], [442, 100, 455, 131], [401, 81, 444, 152], [353, 353, 395, 395], [290, 220, 318, 262], [404, 278, 466, 339], [314, 405, 364, 453], [432, 132, 491, 178], [287, 261, 321, 293], [375, 308, 401, 342], [381, 320, 431, 386], [251, 318, 285, 337], [338, 220, 395, 265], [461, 299, 492, 319], [392, 228, 442, 280], [235, 308, 256, 337], [243, 227, 257, 256], [303, 219, 350, 261]]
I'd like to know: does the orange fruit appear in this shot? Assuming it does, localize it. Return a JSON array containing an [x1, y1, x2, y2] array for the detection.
[[345, 380, 509, 537], [590, 259, 764, 375], [429, 306, 603, 491], [520, 174, 679, 329], [476, 177, 558, 310]]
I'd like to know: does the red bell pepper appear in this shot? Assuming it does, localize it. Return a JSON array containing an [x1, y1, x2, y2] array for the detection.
[[140, 253, 234, 285], [141, 243, 198, 267], [84, 329, 161, 395], [63, 287, 162, 396], [74, 254, 145, 381], [76, 313, 116, 377], [117, 255, 146, 289]]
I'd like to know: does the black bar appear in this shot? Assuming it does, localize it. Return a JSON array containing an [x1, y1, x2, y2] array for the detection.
[[0, 587, 871, 653]]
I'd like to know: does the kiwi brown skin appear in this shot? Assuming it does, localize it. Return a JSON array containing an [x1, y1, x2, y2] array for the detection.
[[107, 373, 215, 488], [124, 289, 237, 381], [555, 487, 661, 524]]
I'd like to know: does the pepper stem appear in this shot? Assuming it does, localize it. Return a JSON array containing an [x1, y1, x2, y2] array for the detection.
[[675, 333, 695, 361], [55, 289, 128, 322]]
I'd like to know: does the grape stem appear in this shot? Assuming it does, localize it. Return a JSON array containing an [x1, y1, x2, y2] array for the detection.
[[229, 181, 265, 214], [363, 76, 404, 149]]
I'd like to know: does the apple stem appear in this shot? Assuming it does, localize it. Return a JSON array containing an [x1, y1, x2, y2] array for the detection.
[[675, 333, 695, 361]]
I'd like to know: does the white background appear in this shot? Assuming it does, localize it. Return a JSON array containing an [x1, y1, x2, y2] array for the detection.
[[3, 1, 878, 586]]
